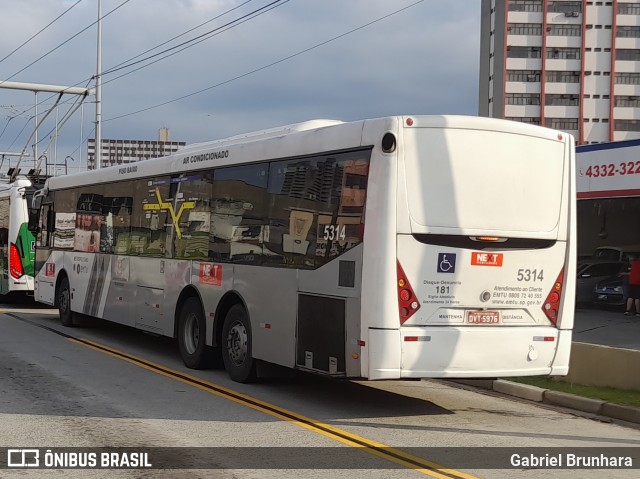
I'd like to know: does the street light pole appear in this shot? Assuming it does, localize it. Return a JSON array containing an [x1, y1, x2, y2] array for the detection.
[[95, 0, 102, 170], [34, 92, 38, 168], [39, 154, 48, 176], [64, 156, 74, 175]]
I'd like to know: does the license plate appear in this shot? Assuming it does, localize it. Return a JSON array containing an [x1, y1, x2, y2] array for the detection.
[[467, 311, 500, 324], [597, 294, 608, 300]]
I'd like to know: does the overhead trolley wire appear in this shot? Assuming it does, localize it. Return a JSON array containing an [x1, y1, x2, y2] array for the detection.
[[35, 79, 94, 145], [3, 116, 34, 152], [104, 0, 256, 75], [100, 0, 289, 86], [0, 0, 285, 149], [2, 0, 260, 155], [0, 1, 125, 151], [102, 0, 286, 77], [0, 116, 16, 143], [0, 80, 89, 151], [1, 0, 268, 121], [106, 0, 424, 122], [10, 92, 64, 181], [0, 0, 84, 67], [0, 96, 85, 146], [34, 90, 91, 175], [0, 0, 132, 86], [67, 124, 96, 160], [3, 1, 423, 155]]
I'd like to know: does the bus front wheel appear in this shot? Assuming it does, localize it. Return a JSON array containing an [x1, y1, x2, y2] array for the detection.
[[222, 304, 256, 383], [58, 277, 76, 327], [178, 297, 214, 369]]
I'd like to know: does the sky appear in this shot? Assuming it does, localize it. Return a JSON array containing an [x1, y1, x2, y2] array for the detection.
[[0, 0, 481, 174]]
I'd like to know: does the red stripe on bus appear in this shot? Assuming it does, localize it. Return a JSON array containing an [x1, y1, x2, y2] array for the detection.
[[578, 189, 640, 199]]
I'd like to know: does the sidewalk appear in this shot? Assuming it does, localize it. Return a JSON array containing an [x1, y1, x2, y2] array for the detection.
[[573, 306, 640, 350], [450, 379, 640, 426], [451, 306, 640, 426]]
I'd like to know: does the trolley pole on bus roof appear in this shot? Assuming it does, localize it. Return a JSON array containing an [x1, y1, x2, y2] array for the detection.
[[0, 81, 94, 182], [0, 151, 29, 178]]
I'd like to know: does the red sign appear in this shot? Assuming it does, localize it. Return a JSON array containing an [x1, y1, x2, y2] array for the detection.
[[471, 252, 503, 267], [45, 263, 55, 277], [199, 263, 222, 286]]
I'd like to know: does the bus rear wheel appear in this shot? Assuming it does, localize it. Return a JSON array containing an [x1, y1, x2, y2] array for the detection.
[[222, 304, 256, 383], [58, 277, 76, 327], [178, 297, 215, 369]]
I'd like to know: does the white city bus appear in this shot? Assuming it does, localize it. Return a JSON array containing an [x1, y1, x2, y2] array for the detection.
[[0, 178, 38, 299], [32, 115, 576, 382]]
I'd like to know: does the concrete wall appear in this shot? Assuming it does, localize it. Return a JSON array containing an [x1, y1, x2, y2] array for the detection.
[[560, 342, 640, 391]]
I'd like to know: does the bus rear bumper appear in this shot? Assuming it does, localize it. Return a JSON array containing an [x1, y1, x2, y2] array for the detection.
[[367, 326, 571, 380], [7, 275, 34, 293]]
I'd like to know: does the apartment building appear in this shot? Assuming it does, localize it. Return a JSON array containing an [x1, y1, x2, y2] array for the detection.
[[479, 0, 640, 144], [87, 128, 185, 169]]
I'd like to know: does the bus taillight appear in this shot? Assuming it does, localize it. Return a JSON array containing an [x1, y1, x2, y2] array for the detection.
[[9, 243, 24, 279], [542, 268, 564, 325], [397, 261, 420, 324]]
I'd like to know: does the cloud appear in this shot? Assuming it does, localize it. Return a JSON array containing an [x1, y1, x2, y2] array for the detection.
[[0, 0, 480, 170]]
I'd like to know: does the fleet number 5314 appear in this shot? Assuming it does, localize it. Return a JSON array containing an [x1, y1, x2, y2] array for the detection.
[[516, 269, 544, 282], [323, 224, 346, 241]]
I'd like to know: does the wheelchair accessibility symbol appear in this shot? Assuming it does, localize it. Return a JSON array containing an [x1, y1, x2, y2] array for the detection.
[[437, 253, 456, 273]]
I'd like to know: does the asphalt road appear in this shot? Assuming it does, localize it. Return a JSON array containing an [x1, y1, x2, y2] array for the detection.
[[0, 304, 639, 479]]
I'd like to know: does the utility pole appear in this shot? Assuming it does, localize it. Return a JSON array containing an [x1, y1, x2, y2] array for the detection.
[[95, 0, 103, 170], [34, 92, 38, 167]]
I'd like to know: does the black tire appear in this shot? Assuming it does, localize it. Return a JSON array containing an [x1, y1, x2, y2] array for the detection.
[[178, 297, 215, 369], [58, 276, 76, 327], [222, 304, 256, 383]]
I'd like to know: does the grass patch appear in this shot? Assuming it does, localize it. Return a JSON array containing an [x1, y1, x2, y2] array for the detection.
[[511, 377, 640, 408]]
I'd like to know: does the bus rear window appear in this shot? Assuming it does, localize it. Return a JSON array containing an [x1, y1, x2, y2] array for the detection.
[[403, 128, 566, 235]]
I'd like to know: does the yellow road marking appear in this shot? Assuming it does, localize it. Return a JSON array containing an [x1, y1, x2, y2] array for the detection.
[[70, 337, 479, 479]]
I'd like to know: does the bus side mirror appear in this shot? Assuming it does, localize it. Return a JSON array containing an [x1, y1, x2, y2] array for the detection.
[[27, 208, 41, 234], [27, 194, 44, 233]]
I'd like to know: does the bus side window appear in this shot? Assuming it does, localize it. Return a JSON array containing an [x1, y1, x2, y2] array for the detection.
[[266, 151, 370, 269], [49, 189, 78, 249], [35, 205, 54, 248], [266, 158, 317, 269], [170, 173, 213, 261], [103, 183, 133, 255], [315, 153, 369, 267], [46, 208, 55, 240], [210, 164, 268, 265]]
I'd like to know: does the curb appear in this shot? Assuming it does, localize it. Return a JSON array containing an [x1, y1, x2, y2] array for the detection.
[[448, 379, 640, 425], [544, 390, 604, 414]]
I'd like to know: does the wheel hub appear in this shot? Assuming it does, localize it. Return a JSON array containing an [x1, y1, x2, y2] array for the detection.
[[227, 322, 247, 366], [183, 313, 200, 355]]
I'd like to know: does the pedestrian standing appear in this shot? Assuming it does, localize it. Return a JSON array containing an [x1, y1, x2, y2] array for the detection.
[[625, 258, 640, 315]]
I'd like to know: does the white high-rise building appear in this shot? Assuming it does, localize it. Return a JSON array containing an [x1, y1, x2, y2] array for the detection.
[[479, 0, 640, 144], [87, 128, 185, 169]]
